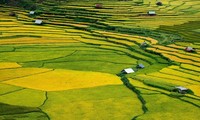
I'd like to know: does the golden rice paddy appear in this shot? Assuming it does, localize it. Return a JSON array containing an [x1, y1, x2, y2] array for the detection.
[[0, 68, 52, 82], [186, 85, 200, 97], [0, 37, 79, 45], [4, 69, 122, 91], [0, 62, 21, 69]]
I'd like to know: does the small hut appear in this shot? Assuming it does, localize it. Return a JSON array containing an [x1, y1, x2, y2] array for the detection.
[[156, 2, 163, 6], [121, 68, 135, 74], [9, 11, 16, 16], [185, 46, 195, 52], [29, 11, 35, 15], [172, 86, 189, 94], [35, 20, 43, 25], [95, 3, 103, 9], [147, 10, 156, 16], [140, 41, 149, 48], [137, 63, 145, 69]]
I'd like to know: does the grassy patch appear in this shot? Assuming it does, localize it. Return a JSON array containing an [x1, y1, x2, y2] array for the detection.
[[0, 103, 48, 120], [0, 89, 46, 107], [0, 51, 75, 62], [136, 94, 200, 120], [0, 83, 22, 95], [42, 85, 143, 120]]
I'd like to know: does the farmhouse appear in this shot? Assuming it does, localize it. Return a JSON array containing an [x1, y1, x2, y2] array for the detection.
[[121, 68, 135, 74], [172, 86, 189, 94], [29, 11, 35, 15], [95, 3, 103, 9], [141, 41, 148, 48], [185, 46, 195, 52], [147, 10, 156, 16], [137, 63, 145, 69], [35, 20, 43, 25]]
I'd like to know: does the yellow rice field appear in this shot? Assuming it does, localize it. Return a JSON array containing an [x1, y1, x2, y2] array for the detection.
[[167, 44, 186, 49], [0, 37, 79, 45], [129, 78, 169, 94], [4, 69, 122, 91], [148, 47, 200, 62], [0, 68, 52, 82], [153, 45, 179, 52], [162, 53, 200, 66], [148, 72, 193, 85], [181, 64, 200, 72], [186, 85, 200, 97], [160, 68, 200, 82], [0, 62, 21, 69]]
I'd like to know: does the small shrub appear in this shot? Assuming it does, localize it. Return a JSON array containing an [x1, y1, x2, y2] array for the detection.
[[156, 2, 163, 6], [9, 11, 16, 16]]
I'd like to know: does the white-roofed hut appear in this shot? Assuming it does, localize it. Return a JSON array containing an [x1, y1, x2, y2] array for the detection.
[[29, 11, 35, 15], [172, 86, 189, 94], [121, 68, 135, 74], [35, 20, 43, 25], [185, 46, 195, 52], [147, 10, 156, 16]]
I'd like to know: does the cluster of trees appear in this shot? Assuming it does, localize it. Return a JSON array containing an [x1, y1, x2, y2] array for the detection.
[[0, 0, 45, 10]]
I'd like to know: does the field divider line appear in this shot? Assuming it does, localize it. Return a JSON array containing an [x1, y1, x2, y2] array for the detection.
[[170, 68, 199, 77], [45, 60, 136, 65], [39, 91, 48, 108], [0, 88, 25, 96], [131, 77, 200, 106], [37, 108, 51, 120], [0, 111, 44, 116], [118, 75, 148, 120], [73, 38, 154, 64], [147, 74, 198, 85], [0, 66, 21, 71], [21, 50, 78, 64], [0, 69, 54, 83], [159, 71, 200, 83]]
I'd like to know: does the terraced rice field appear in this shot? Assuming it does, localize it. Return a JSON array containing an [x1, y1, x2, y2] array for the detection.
[[0, 0, 200, 119]]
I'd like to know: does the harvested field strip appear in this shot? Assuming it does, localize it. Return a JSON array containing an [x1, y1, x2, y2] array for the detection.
[[169, 65, 200, 76], [147, 47, 200, 61], [181, 64, 200, 72], [0, 39, 78, 45], [149, 47, 200, 60], [94, 30, 158, 44], [129, 78, 169, 94], [158, 53, 200, 66], [159, 67, 200, 82], [70, 38, 156, 64], [148, 72, 199, 84], [135, 74, 187, 90]]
